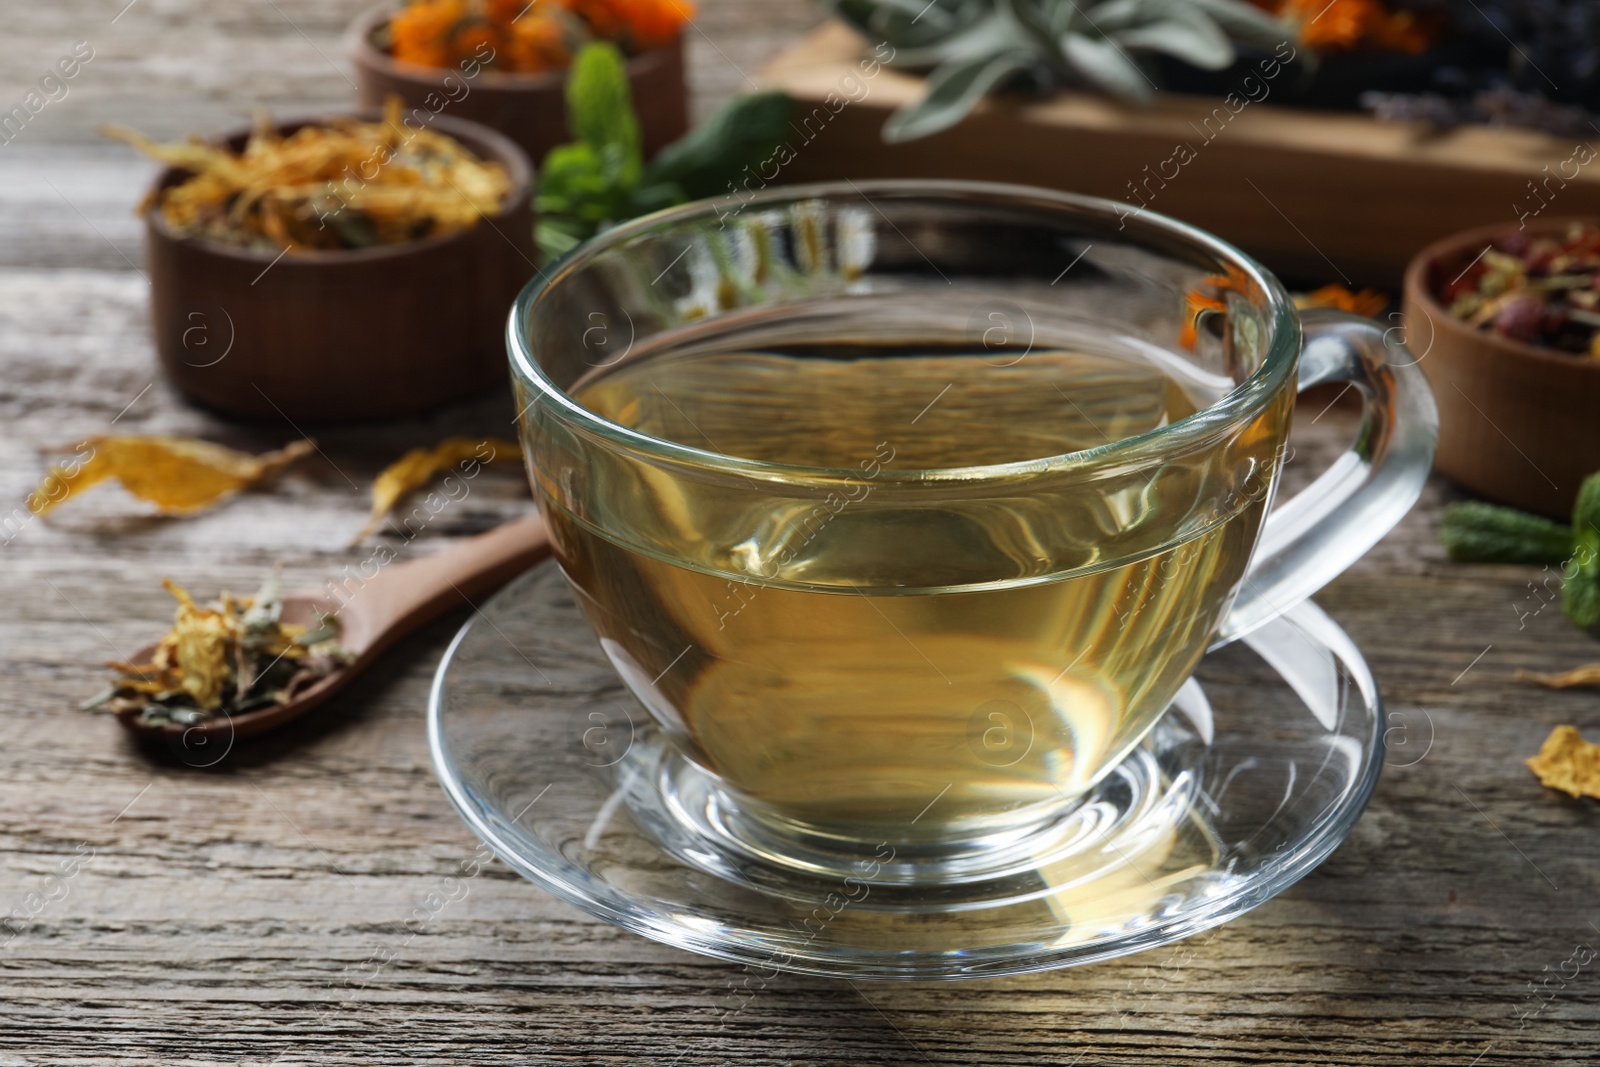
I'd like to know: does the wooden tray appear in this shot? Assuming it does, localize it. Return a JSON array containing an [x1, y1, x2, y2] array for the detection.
[[757, 22, 1600, 287]]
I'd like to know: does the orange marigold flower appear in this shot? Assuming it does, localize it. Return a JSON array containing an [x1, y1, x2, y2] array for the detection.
[[388, 0, 688, 71], [1256, 0, 1438, 55], [506, 11, 573, 72], [485, 0, 529, 22], [391, 0, 469, 67], [560, 0, 694, 51], [1295, 284, 1388, 318], [1178, 291, 1228, 351], [1178, 266, 1253, 350], [452, 21, 506, 62]]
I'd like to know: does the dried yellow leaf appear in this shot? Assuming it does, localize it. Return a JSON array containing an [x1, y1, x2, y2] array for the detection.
[[1517, 664, 1600, 688], [30, 437, 314, 516], [354, 437, 523, 542], [1526, 725, 1600, 800]]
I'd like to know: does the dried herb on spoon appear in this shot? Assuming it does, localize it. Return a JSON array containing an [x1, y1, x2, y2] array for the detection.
[[83, 571, 353, 727]]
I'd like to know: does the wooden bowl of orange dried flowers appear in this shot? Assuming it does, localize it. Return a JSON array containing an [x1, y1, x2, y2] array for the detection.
[[1403, 217, 1600, 518], [348, 0, 691, 168], [112, 103, 536, 423]]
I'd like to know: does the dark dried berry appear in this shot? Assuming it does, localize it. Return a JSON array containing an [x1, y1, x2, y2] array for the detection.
[[1494, 295, 1545, 342]]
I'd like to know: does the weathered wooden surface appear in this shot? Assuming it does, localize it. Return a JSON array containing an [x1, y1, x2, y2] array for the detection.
[[0, 3, 1597, 1065]]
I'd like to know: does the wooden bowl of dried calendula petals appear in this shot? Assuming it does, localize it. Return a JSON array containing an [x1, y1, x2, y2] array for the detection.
[[345, 3, 689, 167], [118, 105, 536, 424]]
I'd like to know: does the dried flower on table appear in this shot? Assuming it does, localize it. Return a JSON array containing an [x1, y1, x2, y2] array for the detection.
[[1294, 284, 1388, 318], [102, 97, 512, 253], [30, 437, 314, 517], [355, 436, 524, 542], [84, 572, 354, 728], [1526, 725, 1600, 800], [1517, 664, 1600, 689]]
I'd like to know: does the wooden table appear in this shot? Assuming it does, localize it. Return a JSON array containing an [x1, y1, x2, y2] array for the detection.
[[1, 3, 1596, 1064]]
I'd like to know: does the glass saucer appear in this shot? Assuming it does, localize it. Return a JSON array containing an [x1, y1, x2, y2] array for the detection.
[[428, 560, 1382, 981]]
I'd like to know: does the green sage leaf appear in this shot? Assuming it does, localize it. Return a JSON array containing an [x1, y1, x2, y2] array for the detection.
[[883, 48, 1036, 142], [1061, 32, 1153, 100], [1114, 13, 1234, 70], [1186, 0, 1292, 48]]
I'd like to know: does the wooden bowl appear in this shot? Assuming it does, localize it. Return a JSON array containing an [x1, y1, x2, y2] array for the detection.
[[1402, 218, 1600, 518], [147, 111, 536, 424], [346, 3, 690, 167]]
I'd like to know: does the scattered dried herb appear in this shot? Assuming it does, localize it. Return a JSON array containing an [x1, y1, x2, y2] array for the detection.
[[1518, 664, 1600, 689], [102, 98, 512, 252], [1439, 470, 1600, 630], [31, 437, 314, 517], [387, 0, 695, 74], [1526, 725, 1600, 800], [84, 572, 353, 727], [1293, 283, 1388, 318], [355, 436, 524, 542], [1435, 221, 1600, 355]]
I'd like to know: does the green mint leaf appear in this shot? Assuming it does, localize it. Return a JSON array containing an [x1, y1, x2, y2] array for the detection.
[[1573, 470, 1600, 543], [1439, 501, 1572, 564], [1565, 472, 1600, 629], [536, 143, 611, 213], [536, 216, 590, 263], [565, 41, 641, 185], [626, 180, 687, 217], [1563, 538, 1600, 630], [644, 91, 793, 200], [536, 46, 649, 263]]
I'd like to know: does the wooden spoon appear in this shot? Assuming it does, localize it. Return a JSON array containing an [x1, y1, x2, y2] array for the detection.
[[116, 513, 550, 748]]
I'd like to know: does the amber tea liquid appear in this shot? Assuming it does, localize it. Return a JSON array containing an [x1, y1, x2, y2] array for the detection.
[[552, 333, 1281, 843]]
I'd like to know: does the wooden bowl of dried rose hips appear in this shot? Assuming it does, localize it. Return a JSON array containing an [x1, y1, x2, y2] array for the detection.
[[347, 0, 690, 168], [1403, 218, 1600, 518]]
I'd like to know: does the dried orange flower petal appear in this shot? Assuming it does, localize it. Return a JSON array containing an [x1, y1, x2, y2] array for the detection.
[[1295, 284, 1389, 319], [30, 437, 315, 517], [356, 436, 524, 542], [1526, 725, 1600, 800], [1518, 664, 1600, 689]]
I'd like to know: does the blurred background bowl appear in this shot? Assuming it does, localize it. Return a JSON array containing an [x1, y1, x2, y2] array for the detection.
[[1403, 217, 1600, 518], [147, 110, 536, 424], [347, 2, 689, 167]]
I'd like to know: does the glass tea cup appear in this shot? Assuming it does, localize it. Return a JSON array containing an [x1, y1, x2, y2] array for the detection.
[[508, 181, 1436, 885]]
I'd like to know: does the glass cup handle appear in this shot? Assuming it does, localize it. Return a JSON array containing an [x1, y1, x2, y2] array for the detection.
[[1212, 308, 1439, 648]]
